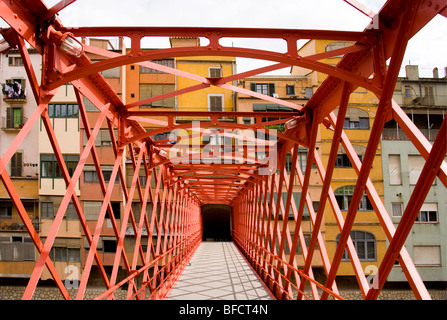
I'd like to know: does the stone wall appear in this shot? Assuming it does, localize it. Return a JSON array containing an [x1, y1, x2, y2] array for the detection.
[[338, 289, 447, 300], [0, 285, 445, 300], [0, 286, 129, 300]]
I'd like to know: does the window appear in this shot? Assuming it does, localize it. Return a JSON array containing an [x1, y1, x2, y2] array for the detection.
[[209, 67, 222, 78], [392, 203, 403, 217], [48, 247, 80, 262], [271, 192, 309, 220], [336, 230, 376, 261], [388, 155, 402, 185], [65, 155, 79, 177], [139, 59, 174, 73], [10, 152, 22, 177], [41, 202, 54, 219], [40, 154, 79, 179], [208, 94, 224, 112], [0, 237, 35, 261], [342, 108, 370, 130], [84, 165, 120, 184], [105, 202, 121, 220], [285, 148, 308, 174], [83, 128, 118, 147], [65, 203, 78, 220], [413, 246, 441, 266], [83, 201, 102, 220], [408, 155, 433, 185], [404, 86, 411, 98], [286, 85, 295, 95], [8, 56, 23, 66], [40, 155, 55, 178], [344, 117, 370, 129], [48, 104, 79, 118], [334, 185, 373, 211], [126, 165, 147, 188], [5, 106, 23, 129], [335, 154, 359, 168], [139, 84, 175, 108], [68, 248, 81, 262], [415, 203, 438, 223], [103, 239, 117, 253], [250, 83, 275, 97], [0, 203, 12, 218]]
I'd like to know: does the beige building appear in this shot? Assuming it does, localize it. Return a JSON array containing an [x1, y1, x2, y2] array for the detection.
[[38, 83, 82, 280]]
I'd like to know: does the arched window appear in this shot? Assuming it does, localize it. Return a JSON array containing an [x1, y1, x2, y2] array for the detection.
[[334, 107, 370, 129], [334, 185, 374, 211], [336, 230, 376, 261], [335, 144, 366, 168]]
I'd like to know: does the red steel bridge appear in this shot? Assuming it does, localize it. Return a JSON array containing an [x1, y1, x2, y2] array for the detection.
[[0, 0, 446, 300]]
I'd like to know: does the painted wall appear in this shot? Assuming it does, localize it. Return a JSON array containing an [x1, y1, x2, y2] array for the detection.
[[382, 140, 447, 282]]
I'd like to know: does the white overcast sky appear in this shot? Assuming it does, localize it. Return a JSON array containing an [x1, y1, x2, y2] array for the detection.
[[2, 0, 446, 77]]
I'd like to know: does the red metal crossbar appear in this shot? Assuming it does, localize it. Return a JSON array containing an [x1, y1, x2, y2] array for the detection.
[[0, 0, 445, 300]]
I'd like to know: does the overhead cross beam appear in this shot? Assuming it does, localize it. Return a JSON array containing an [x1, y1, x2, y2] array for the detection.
[[0, 0, 444, 301]]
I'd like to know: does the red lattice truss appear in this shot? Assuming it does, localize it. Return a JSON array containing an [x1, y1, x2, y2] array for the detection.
[[0, 0, 446, 300]]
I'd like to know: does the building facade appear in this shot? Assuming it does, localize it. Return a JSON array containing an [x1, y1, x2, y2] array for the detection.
[[0, 49, 40, 278], [292, 39, 386, 277], [382, 65, 447, 283], [38, 82, 81, 280], [236, 74, 325, 267]]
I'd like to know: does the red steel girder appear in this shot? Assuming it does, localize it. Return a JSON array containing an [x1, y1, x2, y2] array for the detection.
[[0, 0, 445, 301]]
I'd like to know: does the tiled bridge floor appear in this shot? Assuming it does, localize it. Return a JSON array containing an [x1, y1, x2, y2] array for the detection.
[[167, 242, 274, 300]]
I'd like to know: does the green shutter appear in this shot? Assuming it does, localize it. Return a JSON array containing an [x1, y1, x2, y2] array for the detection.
[[13, 108, 22, 127], [268, 83, 275, 96], [6, 108, 12, 128], [250, 83, 256, 92]]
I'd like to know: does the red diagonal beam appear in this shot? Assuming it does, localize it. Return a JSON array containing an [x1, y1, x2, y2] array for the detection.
[[0, 170, 71, 299], [107, 145, 145, 297], [321, 3, 420, 299], [22, 103, 110, 299], [391, 100, 447, 187], [76, 149, 123, 300], [297, 82, 351, 298], [366, 115, 447, 299], [331, 113, 431, 300]]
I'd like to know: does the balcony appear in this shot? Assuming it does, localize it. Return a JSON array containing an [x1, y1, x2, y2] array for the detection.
[[2, 83, 26, 103], [1, 116, 28, 132], [382, 127, 440, 141]]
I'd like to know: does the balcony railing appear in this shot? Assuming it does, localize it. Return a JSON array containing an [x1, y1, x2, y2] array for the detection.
[[382, 127, 440, 141], [2, 83, 26, 102], [1, 116, 28, 131]]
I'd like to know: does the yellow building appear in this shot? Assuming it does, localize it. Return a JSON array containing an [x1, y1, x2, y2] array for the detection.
[[292, 39, 386, 276], [236, 74, 325, 268], [170, 37, 236, 121]]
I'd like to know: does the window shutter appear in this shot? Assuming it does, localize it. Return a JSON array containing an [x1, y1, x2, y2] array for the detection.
[[6, 108, 12, 128], [388, 155, 402, 185], [11, 153, 22, 177], [408, 155, 424, 185], [413, 246, 440, 265], [84, 201, 102, 220], [210, 96, 223, 111], [268, 83, 275, 96], [250, 83, 256, 92]]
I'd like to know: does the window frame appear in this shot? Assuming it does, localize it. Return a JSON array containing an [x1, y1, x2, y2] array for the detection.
[[415, 203, 438, 223], [337, 230, 377, 261], [207, 94, 225, 112], [48, 103, 79, 119], [334, 185, 374, 211], [208, 67, 223, 78]]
